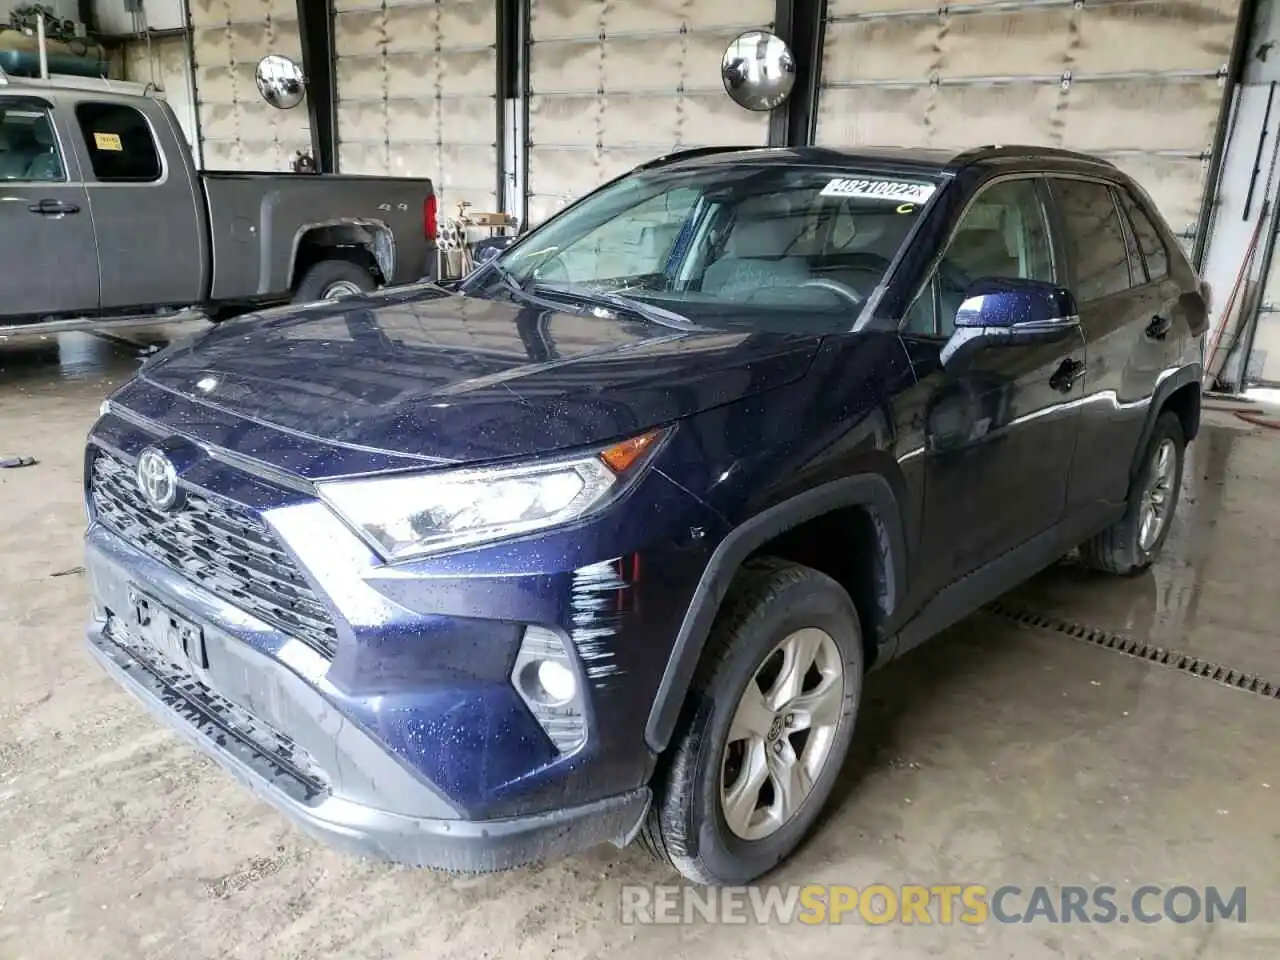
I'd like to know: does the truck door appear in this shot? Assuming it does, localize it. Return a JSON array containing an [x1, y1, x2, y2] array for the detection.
[[69, 99, 204, 309], [900, 176, 1084, 603], [0, 97, 98, 317]]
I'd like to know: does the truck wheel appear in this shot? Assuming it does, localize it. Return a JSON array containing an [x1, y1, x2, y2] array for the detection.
[[293, 259, 376, 303], [639, 557, 863, 885], [1078, 411, 1185, 575]]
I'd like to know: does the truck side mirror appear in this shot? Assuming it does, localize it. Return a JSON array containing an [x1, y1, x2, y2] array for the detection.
[[942, 277, 1079, 368]]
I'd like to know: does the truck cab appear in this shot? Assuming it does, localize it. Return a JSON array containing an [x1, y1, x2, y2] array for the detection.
[[0, 67, 437, 336]]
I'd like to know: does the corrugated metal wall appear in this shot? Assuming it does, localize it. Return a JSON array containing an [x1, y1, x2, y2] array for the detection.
[[333, 0, 498, 215], [525, 0, 775, 224], [815, 0, 1239, 245], [189, 0, 312, 169], [122, 36, 201, 159]]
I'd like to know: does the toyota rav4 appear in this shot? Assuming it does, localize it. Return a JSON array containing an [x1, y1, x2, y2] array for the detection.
[[84, 145, 1205, 885]]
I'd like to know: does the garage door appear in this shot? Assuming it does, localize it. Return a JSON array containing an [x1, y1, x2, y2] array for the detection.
[[814, 0, 1239, 245], [123, 36, 200, 161], [188, 0, 312, 170], [526, 0, 776, 224], [333, 0, 498, 214]]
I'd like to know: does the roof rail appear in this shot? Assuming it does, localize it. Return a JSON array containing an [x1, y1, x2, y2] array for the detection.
[[950, 144, 1119, 168], [0, 63, 159, 98], [632, 145, 764, 171]]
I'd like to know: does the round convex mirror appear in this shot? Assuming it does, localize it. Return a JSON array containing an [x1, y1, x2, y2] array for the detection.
[[721, 31, 796, 111], [255, 54, 306, 110]]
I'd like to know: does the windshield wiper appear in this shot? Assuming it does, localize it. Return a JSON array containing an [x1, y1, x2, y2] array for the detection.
[[562, 287, 700, 331], [482, 261, 583, 313]]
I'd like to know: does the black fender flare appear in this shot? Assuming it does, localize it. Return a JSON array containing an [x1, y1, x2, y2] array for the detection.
[[1128, 363, 1202, 484], [643, 474, 907, 753]]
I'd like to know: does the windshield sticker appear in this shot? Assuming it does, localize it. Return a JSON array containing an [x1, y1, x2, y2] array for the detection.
[[93, 132, 123, 152], [820, 178, 937, 203]]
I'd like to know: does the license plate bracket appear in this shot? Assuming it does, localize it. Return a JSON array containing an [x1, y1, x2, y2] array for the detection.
[[127, 585, 207, 673]]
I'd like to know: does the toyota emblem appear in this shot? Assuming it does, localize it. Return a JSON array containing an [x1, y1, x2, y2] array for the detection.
[[135, 447, 180, 511]]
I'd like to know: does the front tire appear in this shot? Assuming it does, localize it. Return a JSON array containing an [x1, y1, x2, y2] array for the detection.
[[640, 557, 863, 885], [1078, 411, 1185, 575], [292, 258, 377, 303]]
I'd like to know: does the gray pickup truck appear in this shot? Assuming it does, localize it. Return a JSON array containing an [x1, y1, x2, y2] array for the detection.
[[0, 69, 436, 338]]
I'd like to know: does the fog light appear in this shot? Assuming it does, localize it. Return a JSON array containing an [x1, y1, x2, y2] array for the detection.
[[511, 626, 586, 753], [537, 659, 576, 703]]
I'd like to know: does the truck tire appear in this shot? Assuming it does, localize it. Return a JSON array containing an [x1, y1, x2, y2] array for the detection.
[[1078, 411, 1185, 575], [639, 557, 864, 885], [293, 259, 376, 303]]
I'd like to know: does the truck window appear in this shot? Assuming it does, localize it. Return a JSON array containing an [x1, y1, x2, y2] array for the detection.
[[1118, 191, 1169, 282], [73, 102, 161, 183], [1049, 178, 1136, 302], [0, 107, 64, 182], [934, 178, 1054, 335]]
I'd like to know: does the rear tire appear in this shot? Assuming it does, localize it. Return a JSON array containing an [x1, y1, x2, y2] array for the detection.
[[292, 258, 376, 303], [640, 557, 863, 885], [1078, 411, 1185, 575]]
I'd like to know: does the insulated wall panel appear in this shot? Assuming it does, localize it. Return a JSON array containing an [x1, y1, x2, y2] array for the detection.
[[334, 0, 498, 214], [527, 0, 775, 224], [189, 0, 311, 170], [815, 0, 1242, 243]]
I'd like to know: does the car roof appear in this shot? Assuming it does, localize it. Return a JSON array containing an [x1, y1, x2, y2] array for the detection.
[[637, 144, 1121, 179]]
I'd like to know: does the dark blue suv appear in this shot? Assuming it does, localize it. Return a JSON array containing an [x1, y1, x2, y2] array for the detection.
[[85, 145, 1205, 885]]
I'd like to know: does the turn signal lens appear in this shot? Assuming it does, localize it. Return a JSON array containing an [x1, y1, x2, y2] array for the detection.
[[599, 429, 663, 474]]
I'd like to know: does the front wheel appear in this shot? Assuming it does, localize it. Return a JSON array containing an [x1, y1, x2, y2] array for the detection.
[[1078, 411, 1185, 575], [640, 557, 863, 885], [292, 258, 377, 303]]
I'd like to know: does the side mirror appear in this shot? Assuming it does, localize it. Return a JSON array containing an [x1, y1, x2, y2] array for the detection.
[[941, 277, 1078, 368]]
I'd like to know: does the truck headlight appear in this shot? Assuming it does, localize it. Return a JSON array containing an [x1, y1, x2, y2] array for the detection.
[[318, 428, 666, 561]]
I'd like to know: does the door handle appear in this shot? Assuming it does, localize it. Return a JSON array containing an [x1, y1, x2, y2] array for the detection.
[[1050, 358, 1085, 393], [1145, 314, 1172, 340], [27, 199, 80, 215]]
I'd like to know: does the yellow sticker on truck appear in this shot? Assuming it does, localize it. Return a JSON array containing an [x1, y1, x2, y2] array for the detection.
[[93, 132, 123, 151]]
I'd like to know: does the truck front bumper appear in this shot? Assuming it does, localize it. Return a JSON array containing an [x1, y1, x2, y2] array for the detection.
[[84, 534, 650, 873]]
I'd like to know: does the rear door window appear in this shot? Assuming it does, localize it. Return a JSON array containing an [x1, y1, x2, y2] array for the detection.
[[1049, 178, 1136, 301], [74, 102, 162, 182], [1118, 191, 1169, 282]]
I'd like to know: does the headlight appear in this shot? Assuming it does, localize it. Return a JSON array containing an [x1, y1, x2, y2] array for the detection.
[[318, 428, 667, 561]]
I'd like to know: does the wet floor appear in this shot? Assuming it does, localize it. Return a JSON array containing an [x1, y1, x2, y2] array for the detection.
[[0, 323, 208, 394], [1006, 418, 1278, 682], [0, 346, 1277, 959]]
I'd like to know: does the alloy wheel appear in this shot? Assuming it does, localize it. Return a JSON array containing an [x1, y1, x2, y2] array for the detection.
[[1138, 438, 1176, 552], [323, 280, 363, 298], [719, 627, 844, 841]]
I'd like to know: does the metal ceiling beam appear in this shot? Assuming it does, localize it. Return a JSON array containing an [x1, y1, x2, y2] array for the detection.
[[775, 0, 826, 147], [297, 0, 337, 173]]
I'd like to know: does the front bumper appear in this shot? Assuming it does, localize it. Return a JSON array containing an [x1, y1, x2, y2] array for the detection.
[[85, 532, 650, 871]]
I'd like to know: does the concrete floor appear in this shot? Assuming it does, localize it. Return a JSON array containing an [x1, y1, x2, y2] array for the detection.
[[1, 335, 1278, 959]]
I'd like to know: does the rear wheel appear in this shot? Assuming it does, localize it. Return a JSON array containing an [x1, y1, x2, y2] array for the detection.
[[292, 258, 376, 303], [640, 557, 863, 885], [1078, 411, 1185, 575]]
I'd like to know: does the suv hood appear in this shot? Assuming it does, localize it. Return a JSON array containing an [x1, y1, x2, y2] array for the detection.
[[126, 288, 821, 477]]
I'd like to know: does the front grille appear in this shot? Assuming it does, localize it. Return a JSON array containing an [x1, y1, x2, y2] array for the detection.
[[91, 450, 340, 658]]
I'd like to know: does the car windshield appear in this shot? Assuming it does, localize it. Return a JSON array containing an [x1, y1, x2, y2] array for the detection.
[[466, 164, 942, 333]]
